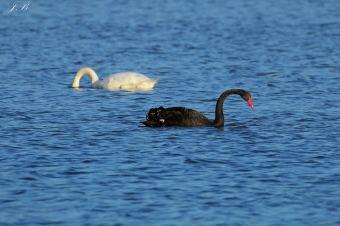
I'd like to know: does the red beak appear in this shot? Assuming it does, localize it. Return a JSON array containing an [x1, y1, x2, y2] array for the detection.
[[247, 97, 254, 109]]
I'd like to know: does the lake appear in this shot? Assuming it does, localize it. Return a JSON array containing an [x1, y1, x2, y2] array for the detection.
[[0, 0, 339, 225]]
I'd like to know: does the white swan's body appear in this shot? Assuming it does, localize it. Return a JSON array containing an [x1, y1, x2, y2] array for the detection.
[[71, 68, 158, 90]]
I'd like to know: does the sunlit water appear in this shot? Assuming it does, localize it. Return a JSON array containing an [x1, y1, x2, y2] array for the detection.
[[1, 0, 339, 225]]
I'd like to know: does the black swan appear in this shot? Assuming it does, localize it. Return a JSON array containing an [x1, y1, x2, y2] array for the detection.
[[141, 89, 254, 128]]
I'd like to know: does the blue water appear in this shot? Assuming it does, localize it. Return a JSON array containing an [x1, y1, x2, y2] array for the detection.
[[1, 0, 340, 225]]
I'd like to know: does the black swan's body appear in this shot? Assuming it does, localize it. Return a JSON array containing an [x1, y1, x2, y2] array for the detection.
[[141, 89, 254, 128]]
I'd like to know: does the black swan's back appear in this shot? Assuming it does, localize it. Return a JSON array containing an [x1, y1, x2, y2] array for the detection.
[[142, 106, 212, 127]]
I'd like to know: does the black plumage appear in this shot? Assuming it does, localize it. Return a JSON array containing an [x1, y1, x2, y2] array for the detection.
[[141, 89, 254, 128]]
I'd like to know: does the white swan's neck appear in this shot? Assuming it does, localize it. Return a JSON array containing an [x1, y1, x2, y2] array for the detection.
[[71, 67, 100, 88]]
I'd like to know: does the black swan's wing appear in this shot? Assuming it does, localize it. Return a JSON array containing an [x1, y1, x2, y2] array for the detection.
[[142, 106, 212, 127]]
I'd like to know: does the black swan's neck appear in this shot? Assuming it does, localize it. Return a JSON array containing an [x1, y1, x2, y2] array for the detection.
[[213, 89, 245, 128]]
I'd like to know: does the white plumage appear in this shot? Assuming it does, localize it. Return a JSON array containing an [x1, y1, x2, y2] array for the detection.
[[71, 67, 158, 91]]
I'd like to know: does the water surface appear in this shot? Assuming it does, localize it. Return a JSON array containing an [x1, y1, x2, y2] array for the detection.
[[1, 0, 340, 225]]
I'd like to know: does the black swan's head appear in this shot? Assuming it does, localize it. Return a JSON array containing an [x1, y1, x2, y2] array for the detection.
[[240, 90, 254, 109]]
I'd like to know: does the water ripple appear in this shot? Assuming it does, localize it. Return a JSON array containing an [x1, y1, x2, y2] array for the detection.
[[1, 0, 340, 225]]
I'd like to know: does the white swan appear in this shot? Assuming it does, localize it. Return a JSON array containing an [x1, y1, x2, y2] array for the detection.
[[71, 67, 158, 90]]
